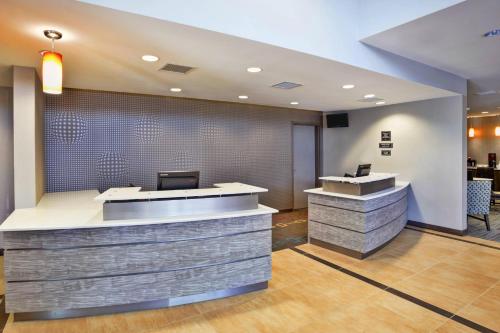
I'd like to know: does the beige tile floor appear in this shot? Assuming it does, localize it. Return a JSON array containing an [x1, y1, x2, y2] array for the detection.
[[2, 228, 499, 333]]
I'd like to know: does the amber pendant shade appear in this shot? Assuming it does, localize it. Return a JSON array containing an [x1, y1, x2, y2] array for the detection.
[[42, 51, 63, 94]]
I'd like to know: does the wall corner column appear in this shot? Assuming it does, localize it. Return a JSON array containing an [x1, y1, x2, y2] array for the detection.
[[12, 66, 45, 209]]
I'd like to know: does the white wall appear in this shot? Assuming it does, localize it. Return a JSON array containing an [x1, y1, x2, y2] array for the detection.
[[12, 66, 45, 209], [0, 86, 14, 223], [358, 0, 465, 39], [80, 0, 467, 95], [323, 96, 466, 231]]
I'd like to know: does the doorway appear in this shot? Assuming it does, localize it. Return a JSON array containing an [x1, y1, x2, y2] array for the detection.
[[292, 124, 318, 209]]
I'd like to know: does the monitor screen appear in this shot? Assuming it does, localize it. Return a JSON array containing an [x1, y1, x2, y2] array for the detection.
[[326, 113, 349, 128], [355, 164, 371, 177], [157, 171, 200, 191]]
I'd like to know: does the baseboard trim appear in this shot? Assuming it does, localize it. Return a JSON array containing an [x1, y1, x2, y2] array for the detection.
[[407, 220, 466, 236]]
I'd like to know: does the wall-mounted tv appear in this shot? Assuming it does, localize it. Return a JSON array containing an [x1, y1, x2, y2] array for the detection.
[[326, 113, 349, 128]]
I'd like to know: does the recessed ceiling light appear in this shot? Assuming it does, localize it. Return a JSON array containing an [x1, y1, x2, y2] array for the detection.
[[247, 67, 262, 73], [375, 101, 386, 105], [170, 88, 182, 92], [142, 55, 159, 62], [481, 111, 489, 114], [466, 107, 471, 111], [290, 101, 299, 105], [238, 95, 248, 99], [364, 94, 375, 98], [342, 84, 355, 89]]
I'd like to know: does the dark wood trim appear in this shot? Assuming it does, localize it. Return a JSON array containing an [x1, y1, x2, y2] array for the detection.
[[404, 227, 500, 251], [407, 220, 466, 236], [277, 208, 294, 213]]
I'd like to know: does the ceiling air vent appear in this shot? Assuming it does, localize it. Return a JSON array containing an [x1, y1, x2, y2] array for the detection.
[[271, 81, 303, 89], [160, 63, 195, 74]]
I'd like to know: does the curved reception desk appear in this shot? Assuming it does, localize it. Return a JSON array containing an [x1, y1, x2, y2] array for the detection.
[[0, 183, 277, 321], [305, 174, 409, 259]]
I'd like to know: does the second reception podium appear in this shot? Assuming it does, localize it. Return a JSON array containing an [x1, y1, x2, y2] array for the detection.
[[305, 173, 409, 259]]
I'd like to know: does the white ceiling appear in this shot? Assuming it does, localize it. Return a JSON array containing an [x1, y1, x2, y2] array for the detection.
[[362, 0, 500, 114], [0, 0, 456, 112]]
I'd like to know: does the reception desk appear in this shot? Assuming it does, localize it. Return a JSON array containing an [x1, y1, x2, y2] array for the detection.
[[0, 183, 277, 321], [305, 174, 409, 259]]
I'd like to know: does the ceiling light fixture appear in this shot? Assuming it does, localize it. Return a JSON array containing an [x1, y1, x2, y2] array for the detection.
[[170, 88, 182, 92], [496, 126, 500, 137], [247, 67, 262, 73], [364, 94, 375, 98], [142, 55, 159, 62], [290, 101, 299, 105], [468, 128, 475, 138], [41, 29, 63, 95], [481, 111, 489, 114], [342, 84, 355, 89], [238, 95, 248, 99], [375, 101, 386, 105]]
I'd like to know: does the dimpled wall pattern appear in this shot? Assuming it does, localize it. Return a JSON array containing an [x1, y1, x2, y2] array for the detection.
[[45, 89, 321, 210]]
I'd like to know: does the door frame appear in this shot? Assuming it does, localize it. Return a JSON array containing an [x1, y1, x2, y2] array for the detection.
[[291, 121, 323, 210]]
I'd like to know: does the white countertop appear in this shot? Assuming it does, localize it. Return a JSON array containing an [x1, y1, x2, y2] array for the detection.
[[319, 173, 398, 184], [305, 181, 410, 201], [0, 190, 278, 232], [95, 182, 268, 202]]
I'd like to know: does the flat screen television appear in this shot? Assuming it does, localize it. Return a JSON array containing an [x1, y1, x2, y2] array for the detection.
[[326, 113, 349, 128]]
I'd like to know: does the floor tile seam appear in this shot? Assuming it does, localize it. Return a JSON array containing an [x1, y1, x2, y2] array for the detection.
[[450, 279, 499, 320]]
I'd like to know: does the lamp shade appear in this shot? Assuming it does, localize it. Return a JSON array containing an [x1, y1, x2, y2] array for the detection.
[[496, 126, 500, 137], [468, 127, 475, 138], [42, 51, 63, 94]]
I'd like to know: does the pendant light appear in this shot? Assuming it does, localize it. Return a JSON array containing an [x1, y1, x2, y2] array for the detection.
[[495, 126, 500, 137], [468, 127, 475, 138], [41, 30, 63, 94]]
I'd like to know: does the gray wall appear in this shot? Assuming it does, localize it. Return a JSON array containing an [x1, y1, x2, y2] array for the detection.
[[0, 87, 14, 223], [467, 116, 499, 165], [322, 96, 467, 231], [45, 89, 321, 210]]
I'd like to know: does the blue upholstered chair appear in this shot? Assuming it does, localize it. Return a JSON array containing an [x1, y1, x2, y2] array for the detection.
[[467, 179, 492, 231]]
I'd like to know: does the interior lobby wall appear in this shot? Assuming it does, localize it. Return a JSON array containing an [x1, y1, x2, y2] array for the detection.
[[44, 89, 321, 210], [0, 87, 14, 223], [322, 96, 466, 231], [467, 116, 499, 165]]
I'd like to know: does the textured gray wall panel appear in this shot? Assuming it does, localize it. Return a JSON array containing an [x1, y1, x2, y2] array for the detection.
[[44, 89, 321, 210], [309, 195, 407, 232], [5, 230, 271, 281], [2, 214, 271, 249], [308, 187, 407, 212], [6, 256, 271, 313], [309, 212, 407, 253]]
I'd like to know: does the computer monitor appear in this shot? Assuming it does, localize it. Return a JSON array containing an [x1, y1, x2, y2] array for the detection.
[[355, 164, 371, 177], [157, 171, 200, 191]]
